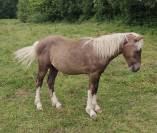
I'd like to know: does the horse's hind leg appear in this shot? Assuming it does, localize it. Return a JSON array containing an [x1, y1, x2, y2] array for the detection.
[[34, 63, 48, 110], [47, 66, 62, 109]]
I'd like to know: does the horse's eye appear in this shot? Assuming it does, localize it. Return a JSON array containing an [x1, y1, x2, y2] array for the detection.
[[135, 51, 139, 54], [134, 49, 141, 54], [134, 50, 141, 58]]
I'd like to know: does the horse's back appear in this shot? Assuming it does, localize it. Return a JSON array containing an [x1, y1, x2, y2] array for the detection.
[[35, 35, 102, 74]]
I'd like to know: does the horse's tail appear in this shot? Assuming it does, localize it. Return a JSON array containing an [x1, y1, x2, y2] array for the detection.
[[14, 41, 39, 68]]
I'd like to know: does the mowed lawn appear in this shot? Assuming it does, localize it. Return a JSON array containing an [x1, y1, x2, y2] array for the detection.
[[0, 19, 157, 133]]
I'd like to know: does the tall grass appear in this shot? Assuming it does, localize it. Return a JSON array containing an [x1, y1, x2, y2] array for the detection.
[[0, 19, 157, 133]]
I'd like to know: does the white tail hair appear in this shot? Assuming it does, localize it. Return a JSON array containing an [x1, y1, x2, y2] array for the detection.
[[14, 41, 39, 68]]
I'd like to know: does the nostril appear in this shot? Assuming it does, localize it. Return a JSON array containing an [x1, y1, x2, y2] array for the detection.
[[129, 65, 133, 70], [132, 63, 140, 72]]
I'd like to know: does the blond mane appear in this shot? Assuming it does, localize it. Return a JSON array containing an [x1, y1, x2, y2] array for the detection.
[[84, 32, 143, 58]]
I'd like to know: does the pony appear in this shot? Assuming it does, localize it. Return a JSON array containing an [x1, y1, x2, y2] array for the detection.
[[14, 32, 143, 119]]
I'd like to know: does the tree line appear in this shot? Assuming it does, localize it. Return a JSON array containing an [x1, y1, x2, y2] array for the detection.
[[0, 0, 157, 25]]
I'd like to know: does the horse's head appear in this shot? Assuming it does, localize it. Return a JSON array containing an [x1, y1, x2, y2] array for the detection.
[[122, 33, 144, 72]]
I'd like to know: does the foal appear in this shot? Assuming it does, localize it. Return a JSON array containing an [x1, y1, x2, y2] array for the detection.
[[14, 33, 143, 118]]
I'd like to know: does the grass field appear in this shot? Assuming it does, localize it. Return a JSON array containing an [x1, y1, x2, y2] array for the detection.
[[0, 19, 157, 133]]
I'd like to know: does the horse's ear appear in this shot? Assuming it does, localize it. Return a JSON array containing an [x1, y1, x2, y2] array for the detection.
[[134, 36, 143, 42]]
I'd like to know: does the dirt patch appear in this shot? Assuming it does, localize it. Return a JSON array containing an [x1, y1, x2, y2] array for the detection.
[[15, 89, 30, 97]]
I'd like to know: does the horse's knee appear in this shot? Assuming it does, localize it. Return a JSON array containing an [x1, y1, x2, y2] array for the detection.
[[47, 67, 58, 90], [36, 79, 42, 87], [36, 73, 45, 87]]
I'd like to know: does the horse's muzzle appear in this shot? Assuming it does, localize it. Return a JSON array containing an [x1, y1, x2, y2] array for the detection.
[[130, 63, 140, 72]]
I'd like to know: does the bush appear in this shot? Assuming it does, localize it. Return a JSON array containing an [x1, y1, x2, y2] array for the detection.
[[120, 0, 157, 25], [17, 0, 30, 22], [94, 0, 114, 21], [41, 0, 63, 21], [17, 0, 83, 22], [82, 0, 94, 20], [17, 0, 157, 25], [0, 0, 18, 18], [65, 0, 83, 21]]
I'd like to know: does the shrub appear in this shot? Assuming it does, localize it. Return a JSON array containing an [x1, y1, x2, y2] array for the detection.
[[0, 0, 18, 18], [94, 0, 113, 21], [17, 0, 30, 22], [17, 0, 157, 25], [82, 0, 94, 20], [17, 0, 83, 22], [115, 0, 157, 25]]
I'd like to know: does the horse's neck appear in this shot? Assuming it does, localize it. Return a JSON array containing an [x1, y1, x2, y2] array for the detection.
[[107, 46, 123, 62], [79, 38, 92, 44]]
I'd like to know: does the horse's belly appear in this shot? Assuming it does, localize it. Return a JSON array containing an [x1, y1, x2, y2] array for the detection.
[[51, 56, 88, 75], [52, 62, 87, 74], [50, 44, 93, 74]]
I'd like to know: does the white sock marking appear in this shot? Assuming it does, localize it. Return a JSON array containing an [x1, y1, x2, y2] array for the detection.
[[35, 87, 42, 110], [92, 94, 101, 111], [92, 94, 97, 105], [86, 90, 97, 118], [51, 92, 62, 108]]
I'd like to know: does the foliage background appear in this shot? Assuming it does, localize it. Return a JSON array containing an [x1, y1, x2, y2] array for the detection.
[[0, 0, 157, 25], [0, 0, 18, 19]]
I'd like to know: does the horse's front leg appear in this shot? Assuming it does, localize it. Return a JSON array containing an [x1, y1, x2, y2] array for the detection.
[[86, 72, 102, 119], [92, 94, 102, 113]]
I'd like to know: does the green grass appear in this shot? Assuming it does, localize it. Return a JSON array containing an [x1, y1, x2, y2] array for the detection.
[[0, 19, 157, 133]]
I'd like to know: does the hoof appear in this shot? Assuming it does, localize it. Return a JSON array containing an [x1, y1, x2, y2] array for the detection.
[[86, 108, 97, 119], [94, 105, 102, 113], [90, 110, 97, 119], [37, 104, 43, 111], [90, 113, 97, 119], [95, 108, 102, 113], [56, 103, 62, 110]]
